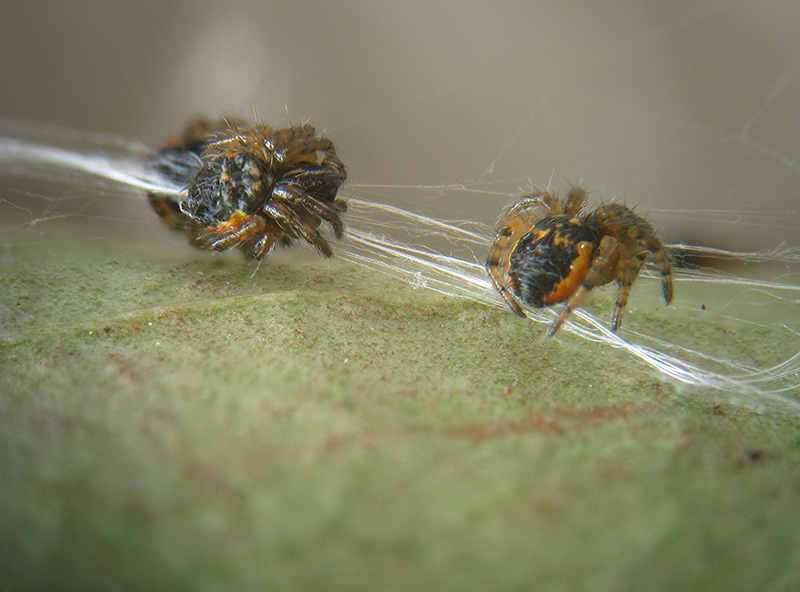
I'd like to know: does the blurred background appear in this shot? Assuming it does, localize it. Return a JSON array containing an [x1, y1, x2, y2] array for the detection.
[[2, 0, 800, 253]]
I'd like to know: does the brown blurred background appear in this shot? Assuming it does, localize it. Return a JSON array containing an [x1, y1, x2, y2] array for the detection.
[[3, 0, 800, 252]]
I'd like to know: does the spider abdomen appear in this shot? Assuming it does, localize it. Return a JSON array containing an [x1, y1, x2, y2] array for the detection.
[[508, 216, 599, 308], [181, 152, 268, 227]]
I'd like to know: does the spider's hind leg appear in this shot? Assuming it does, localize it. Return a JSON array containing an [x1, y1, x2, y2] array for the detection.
[[611, 250, 646, 332], [651, 244, 674, 305]]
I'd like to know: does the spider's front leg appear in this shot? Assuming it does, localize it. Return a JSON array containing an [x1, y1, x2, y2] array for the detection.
[[547, 235, 621, 337]]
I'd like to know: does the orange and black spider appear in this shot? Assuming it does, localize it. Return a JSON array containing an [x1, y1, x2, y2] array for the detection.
[[147, 118, 347, 260], [486, 187, 673, 337]]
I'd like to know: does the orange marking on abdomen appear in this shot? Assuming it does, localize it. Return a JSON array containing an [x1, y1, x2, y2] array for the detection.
[[542, 242, 594, 304], [209, 210, 257, 235]]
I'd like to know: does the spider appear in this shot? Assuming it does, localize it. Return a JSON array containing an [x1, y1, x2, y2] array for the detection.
[[147, 117, 347, 260], [486, 187, 673, 337]]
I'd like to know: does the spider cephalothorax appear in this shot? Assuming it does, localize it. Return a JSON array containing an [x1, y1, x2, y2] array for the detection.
[[486, 187, 673, 337], [147, 118, 347, 260]]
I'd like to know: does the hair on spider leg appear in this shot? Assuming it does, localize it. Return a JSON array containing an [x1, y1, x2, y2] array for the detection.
[[486, 185, 673, 337], [145, 117, 347, 262]]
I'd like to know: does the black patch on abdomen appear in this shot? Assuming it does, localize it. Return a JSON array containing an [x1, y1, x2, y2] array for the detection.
[[508, 216, 598, 307]]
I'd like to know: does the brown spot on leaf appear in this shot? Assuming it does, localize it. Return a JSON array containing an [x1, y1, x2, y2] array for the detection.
[[735, 448, 765, 470], [436, 404, 644, 441]]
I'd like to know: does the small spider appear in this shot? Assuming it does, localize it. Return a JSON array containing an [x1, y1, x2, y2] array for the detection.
[[486, 187, 673, 337], [147, 118, 347, 260]]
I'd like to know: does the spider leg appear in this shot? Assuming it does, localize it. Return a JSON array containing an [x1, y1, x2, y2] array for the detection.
[[486, 261, 527, 318], [282, 165, 347, 205], [520, 190, 561, 213], [635, 230, 673, 305], [202, 215, 267, 251], [284, 162, 346, 182], [611, 251, 646, 332], [563, 187, 587, 216], [592, 203, 675, 308], [486, 225, 527, 318], [650, 244, 674, 304], [272, 184, 346, 238], [287, 220, 333, 258], [275, 129, 336, 164], [240, 226, 283, 260], [263, 202, 334, 258], [547, 235, 621, 337]]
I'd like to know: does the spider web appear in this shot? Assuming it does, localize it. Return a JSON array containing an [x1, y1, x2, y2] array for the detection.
[[2, 1, 800, 412]]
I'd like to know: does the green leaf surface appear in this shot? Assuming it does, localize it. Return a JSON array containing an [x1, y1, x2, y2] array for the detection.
[[3, 237, 800, 591]]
